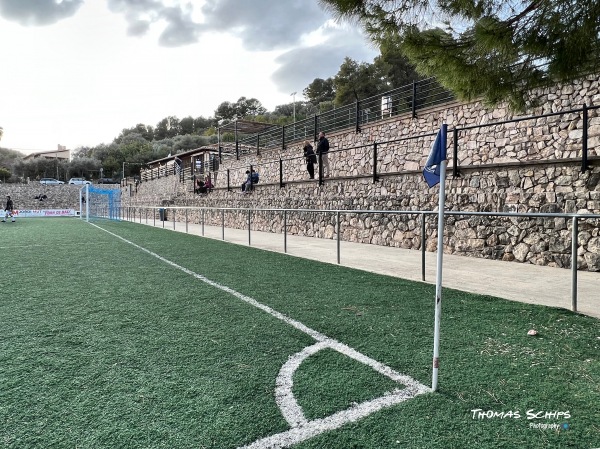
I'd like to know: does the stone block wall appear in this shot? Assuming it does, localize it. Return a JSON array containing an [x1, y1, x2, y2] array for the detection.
[[123, 74, 600, 272], [0, 184, 122, 211]]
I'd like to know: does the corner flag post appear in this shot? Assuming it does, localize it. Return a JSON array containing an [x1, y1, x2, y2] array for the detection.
[[423, 124, 448, 392]]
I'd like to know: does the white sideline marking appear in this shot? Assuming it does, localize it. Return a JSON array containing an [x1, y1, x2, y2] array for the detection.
[[91, 223, 430, 448]]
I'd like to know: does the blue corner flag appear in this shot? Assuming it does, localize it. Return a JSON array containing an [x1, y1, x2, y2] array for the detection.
[[423, 125, 447, 187]]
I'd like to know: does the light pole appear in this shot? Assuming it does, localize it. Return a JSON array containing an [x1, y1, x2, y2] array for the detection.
[[291, 91, 297, 122]]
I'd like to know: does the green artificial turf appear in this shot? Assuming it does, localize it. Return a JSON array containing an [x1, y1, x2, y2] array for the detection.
[[0, 218, 598, 449]]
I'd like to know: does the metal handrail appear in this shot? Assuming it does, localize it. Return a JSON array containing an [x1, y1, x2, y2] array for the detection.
[[118, 205, 600, 313]]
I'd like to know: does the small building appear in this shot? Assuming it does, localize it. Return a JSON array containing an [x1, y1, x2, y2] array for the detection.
[[23, 144, 71, 161], [141, 147, 220, 182]]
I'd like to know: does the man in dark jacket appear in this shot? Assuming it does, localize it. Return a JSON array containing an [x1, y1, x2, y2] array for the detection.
[[316, 131, 330, 177], [3, 195, 15, 222]]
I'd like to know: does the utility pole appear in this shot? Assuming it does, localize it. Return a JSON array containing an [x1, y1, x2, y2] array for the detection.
[[291, 92, 297, 122]]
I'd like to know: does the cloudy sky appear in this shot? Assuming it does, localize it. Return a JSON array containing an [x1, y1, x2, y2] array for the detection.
[[0, 0, 378, 154]]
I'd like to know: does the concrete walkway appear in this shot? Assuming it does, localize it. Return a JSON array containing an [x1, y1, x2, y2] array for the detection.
[[135, 218, 599, 319]]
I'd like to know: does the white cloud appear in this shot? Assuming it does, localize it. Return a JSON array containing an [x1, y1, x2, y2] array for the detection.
[[0, 0, 378, 153]]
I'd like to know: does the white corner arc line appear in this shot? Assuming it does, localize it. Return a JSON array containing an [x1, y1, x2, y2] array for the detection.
[[91, 223, 430, 448], [275, 342, 328, 428]]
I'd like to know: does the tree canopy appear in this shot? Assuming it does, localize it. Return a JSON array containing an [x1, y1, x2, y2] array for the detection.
[[319, 0, 600, 109]]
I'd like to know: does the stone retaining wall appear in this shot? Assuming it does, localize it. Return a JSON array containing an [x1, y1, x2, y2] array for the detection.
[[0, 184, 121, 211]]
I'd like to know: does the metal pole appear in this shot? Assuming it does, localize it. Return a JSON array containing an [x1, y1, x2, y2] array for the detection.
[[412, 81, 417, 118], [421, 213, 426, 281], [202, 209, 205, 236], [153, 208, 156, 227], [336, 211, 341, 264], [372, 142, 378, 183], [248, 209, 252, 246], [185, 209, 188, 233], [222, 209, 225, 240], [172, 208, 176, 230], [453, 128, 459, 178], [284, 209, 287, 253], [431, 126, 448, 393], [582, 104, 589, 172], [571, 216, 578, 312]]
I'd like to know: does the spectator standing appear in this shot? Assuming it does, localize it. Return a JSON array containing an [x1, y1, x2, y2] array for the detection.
[[3, 195, 15, 222], [303, 140, 317, 179], [316, 131, 330, 178]]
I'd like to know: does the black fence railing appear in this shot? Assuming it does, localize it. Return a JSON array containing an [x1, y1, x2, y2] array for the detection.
[[220, 77, 453, 160], [143, 102, 599, 189], [216, 102, 599, 190]]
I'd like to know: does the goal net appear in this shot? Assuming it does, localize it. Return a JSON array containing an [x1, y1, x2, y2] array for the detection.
[[80, 185, 122, 221]]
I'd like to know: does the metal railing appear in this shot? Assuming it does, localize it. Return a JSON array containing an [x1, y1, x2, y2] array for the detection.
[[221, 77, 453, 159], [114, 205, 600, 313]]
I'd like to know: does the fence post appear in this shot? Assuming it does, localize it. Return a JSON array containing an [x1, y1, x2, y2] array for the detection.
[[227, 169, 231, 192], [279, 158, 285, 188], [248, 209, 252, 246], [571, 216, 578, 312], [421, 213, 426, 281], [336, 211, 341, 264], [282, 125, 286, 151], [412, 80, 417, 118], [284, 209, 287, 253], [318, 152, 324, 186], [355, 100, 361, 133], [453, 127, 460, 178], [582, 104, 589, 172], [314, 115, 318, 142], [249, 164, 254, 191], [372, 142, 379, 183]]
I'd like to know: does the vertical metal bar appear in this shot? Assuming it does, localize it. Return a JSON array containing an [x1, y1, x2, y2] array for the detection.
[[571, 216, 578, 312], [453, 128, 459, 178], [412, 80, 417, 118], [202, 209, 205, 236], [582, 104, 589, 172], [282, 125, 286, 152], [172, 208, 175, 230], [421, 213, 426, 281], [318, 151, 323, 186], [314, 115, 318, 142], [355, 100, 360, 133], [185, 209, 188, 233], [162, 209, 165, 228], [279, 158, 284, 188], [221, 209, 225, 240], [248, 209, 251, 246], [284, 209, 287, 253], [153, 208, 156, 227], [372, 142, 378, 183], [336, 211, 341, 264], [227, 169, 231, 192]]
